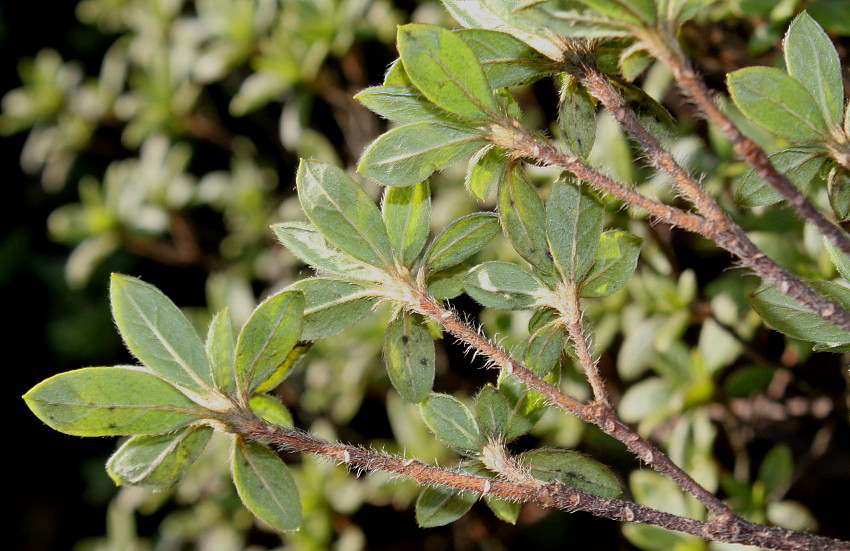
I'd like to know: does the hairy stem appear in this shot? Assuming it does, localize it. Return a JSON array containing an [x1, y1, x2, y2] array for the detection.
[[230, 410, 850, 551], [648, 34, 850, 260], [576, 63, 850, 333]]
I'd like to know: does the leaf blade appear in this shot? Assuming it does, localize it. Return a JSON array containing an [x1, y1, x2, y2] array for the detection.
[[232, 439, 302, 532]]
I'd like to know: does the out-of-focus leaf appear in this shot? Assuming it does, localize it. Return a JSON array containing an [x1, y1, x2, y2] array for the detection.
[[727, 67, 827, 142], [758, 444, 793, 502], [824, 232, 850, 282], [575, 0, 657, 24], [422, 212, 500, 273], [828, 167, 850, 222], [24, 367, 202, 436], [107, 426, 212, 488], [232, 439, 301, 532], [384, 312, 435, 403]]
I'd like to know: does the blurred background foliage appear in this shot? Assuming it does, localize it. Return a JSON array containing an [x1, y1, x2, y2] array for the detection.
[[6, 0, 850, 550]]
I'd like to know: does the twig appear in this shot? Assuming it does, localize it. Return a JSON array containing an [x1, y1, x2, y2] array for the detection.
[[575, 63, 850, 333], [229, 410, 850, 551]]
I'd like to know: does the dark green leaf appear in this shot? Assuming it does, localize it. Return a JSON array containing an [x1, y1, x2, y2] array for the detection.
[[618, 44, 652, 82], [206, 308, 236, 395], [737, 148, 826, 207], [497, 372, 543, 439], [426, 263, 471, 300], [24, 367, 202, 436], [523, 321, 567, 376], [521, 448, 622, 498], [423, 212, 500, 274], [466, 146, 507, 202], [359, 123, 485, 188], [580, 231, 642, 298], [297, 160, 394, 268], [455, 28, 552, 88], [420, 393, 484, 453], [546, 180, 604, 283], [355, 86, 458, 124], [809, 0, 850, 35], [107, 426, 212, 488], [612, 79, 677, 143], [559, 77, 597, 159], [475, 384, 510, 439], [485, 495, 521, 524], [415, 486, 476, 527], [498, 166, 555, 276], [382, 181, 431, 266], [250, 394, 294, 427], [235, 290, 304, 395], [576, 0, 656, 24], [727, 67, 827, 142], [290, 278, 377, 340], [398, 24, 498, 119], [110, 274, 211, 394], [824, 232, 850, 282], [784, 12, 844, 128], [747, 280, 850, 345], [271, 221, 383, 281], [828, 166, 850, 222], [253, 343, 312, 394], [384, 312, 435, 403], [232, 439, 301, 532], [464, 261, 547, 309]]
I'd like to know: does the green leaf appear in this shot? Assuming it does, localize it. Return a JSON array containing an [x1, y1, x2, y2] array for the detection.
[[206, 308, 236, 395], [455, 28, 552, 88], [355, 86, 459, 125], [297, 160, 394, 269], [24, 367, 202, 436], [466, 146, 507, 202], [415, 485, 476, 527], [382, 181, 431, 266], [358, 122, 485, 188], [384, 312, 436, 403], [498, 166, 555, 276], [828, 166, 850, 222], [465, 261, 546, 310], [290, 278, 377, 340], [747, 280, 850, 345], [398, 24, 498, 120], [523, 321, 567, 376], [576, 0, 657, 24], [612, 79, 677, 143], [427, 263, 471, 300], [758, 444, 793, 502], [580, 231, 642, 298], [107, 426, 212, 488], [784, 12, 845, 128], [232, 439, 301, 532], [497, 372, 543, 439], [485, 495, 521, 524], [824, 232, 850, 282], [736, 148, 826, 207], [422, 212, 500, 274], [559, 77, 597, 159], [110, 274, 211, 394], [727, 67, 827, 142], [546, 180, 604, 283], [271, 221, 383, 281], [521, 448, 622, 498], [618, 44, 652, 82], [235, 290, 305, 395], [250, 394, 294, 427], [420, 393, 484, 453], [475, 384, 510, 439], [384, 58, 412, 86], [253, 343, 312, 394]]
